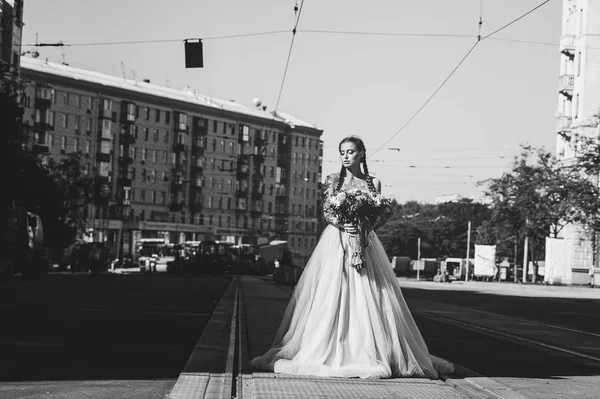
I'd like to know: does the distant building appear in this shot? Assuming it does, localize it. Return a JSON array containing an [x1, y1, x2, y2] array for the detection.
[[554, 0, 599, 284], [20, 57, 324, 266], [0, 0, 24, 80], [435, 194, 490, 205]]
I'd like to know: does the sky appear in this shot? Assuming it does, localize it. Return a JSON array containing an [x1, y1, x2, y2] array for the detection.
[[20, 0, 564, 203]]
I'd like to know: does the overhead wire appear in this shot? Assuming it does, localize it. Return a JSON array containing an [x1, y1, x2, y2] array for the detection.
[[368, 0, 551, 159]]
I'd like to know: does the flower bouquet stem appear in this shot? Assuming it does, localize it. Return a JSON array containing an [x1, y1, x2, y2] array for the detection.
[[350, 219, 370, 273]]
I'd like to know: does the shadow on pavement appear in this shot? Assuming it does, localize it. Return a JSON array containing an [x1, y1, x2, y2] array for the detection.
[[0, 273, 232, 382]]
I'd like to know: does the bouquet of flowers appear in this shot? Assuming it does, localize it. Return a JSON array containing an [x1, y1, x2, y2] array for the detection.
[[324, 189, 392, 272]]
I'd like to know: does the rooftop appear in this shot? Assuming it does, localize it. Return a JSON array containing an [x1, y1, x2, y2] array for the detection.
[[20, 57, 319, 130]]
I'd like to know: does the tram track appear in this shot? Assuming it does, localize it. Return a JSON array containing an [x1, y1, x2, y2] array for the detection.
[[413, 299, 600, 368]]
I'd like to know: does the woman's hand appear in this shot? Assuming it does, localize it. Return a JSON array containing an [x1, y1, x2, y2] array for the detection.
[[343, 223, 359, 234]]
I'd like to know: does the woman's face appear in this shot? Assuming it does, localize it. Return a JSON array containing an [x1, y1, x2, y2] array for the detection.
[[339, 141, 363, 169]]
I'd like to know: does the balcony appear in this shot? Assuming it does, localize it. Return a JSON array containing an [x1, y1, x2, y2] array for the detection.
[[191, 146, 204, 156], [560, 35, 575, 57], [274, 204, 287, 214], [119, 134, 135, 145], [236, 188, 248, 197], [253, 154, 265, 164], [171, 180, 184, 191], [118, 156, 133, 166], [255, 136, 266, 147], [251, 190, 263, 200], [32, 144, 50, 154], [34, 97, 51, 109], [33, 122, 53, 132], [117, 177, 132, 187], [556, 115, 573, 132], [173, 142, 187, 153], [170, 203, 185, 212], [558, 74, 574, 98], [96, 152, 111, 163], [99, 108, 113, 120]]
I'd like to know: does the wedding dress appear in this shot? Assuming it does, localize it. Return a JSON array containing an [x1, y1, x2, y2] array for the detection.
[[250, 174, 452, 379]]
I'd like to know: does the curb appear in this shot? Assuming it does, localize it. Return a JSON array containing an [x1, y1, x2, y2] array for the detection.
[[442, 364, 531, 399], [168, 278, 238, 399]]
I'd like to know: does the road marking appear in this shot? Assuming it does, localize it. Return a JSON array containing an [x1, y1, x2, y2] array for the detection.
[[420, 311, 600, 365], [438, 303, 600, 339]]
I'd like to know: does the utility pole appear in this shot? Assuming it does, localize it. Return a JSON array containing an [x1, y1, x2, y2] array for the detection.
[[417, 237, 421, 280], [514, 237, 519, 283], [522, 219, 529, 283], [465, 221, 471, 282]]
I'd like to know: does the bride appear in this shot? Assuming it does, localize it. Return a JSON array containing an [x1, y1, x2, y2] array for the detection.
[[250, 136, 452, 379]]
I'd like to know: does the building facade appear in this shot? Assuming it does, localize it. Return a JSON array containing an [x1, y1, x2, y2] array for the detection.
[[555, 0, 600, 284], [20, 57, 323, 266], [0, 0, 24, 80]]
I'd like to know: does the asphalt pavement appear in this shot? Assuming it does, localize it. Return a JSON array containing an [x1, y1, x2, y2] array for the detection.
[[0, 272, 231, 399]]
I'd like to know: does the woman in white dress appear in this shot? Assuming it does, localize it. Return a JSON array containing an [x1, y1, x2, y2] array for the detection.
[[250, 136, 451, 379]]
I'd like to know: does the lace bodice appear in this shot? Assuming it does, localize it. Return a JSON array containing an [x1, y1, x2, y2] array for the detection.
[[338, 175, 373, 192]]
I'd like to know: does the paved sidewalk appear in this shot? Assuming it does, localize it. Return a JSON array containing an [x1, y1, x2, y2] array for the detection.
[[397, 279, 600, 299]]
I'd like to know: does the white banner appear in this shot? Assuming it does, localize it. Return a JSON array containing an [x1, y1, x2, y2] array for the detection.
[[474, 245, 496, 277], [544, 237, 572, 284]]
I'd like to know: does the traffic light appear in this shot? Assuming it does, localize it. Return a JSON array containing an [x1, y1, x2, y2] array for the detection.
[[184, 39, 204, 68]]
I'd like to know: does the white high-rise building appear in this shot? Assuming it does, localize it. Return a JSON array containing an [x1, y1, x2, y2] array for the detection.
[[554, 0, 600, 285]]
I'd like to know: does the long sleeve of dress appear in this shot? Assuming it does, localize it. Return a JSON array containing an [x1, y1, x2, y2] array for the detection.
[[323, 174, 343, 229]]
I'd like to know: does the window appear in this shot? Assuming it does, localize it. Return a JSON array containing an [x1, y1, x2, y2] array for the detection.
[[150, 170, 156, 182], [144, 128, 149, 141], [145, 107, 150, 120], [75, 116, 80, 131], [74, 138, 79, 152], [45, 110, 54, 127], [155, 109, 161, 122], [63, 113, 68, 128], [72, 94, 80, 107], [153, 129, 159, 142], [48, 134, 54, 147], [577, 52, 582, 76], [176, 112, 188, 130], [126, 103, 136, 121], [164, 131, 169, 144], [36, 87, 55, 101], [103, 98, 112, 111], [165, 111, 171, 124], [142, 148, 147, 161], [61, 136, 67, 150], [141, 169, 147, 181]]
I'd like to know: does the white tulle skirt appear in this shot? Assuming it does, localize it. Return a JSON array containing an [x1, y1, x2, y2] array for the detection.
[[250, 225, 452, 379]]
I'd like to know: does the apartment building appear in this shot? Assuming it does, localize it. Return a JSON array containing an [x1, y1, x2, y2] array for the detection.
[[555, 0, 600, 284], [20, 57, 323, 266], [0, 0, 24, 79]]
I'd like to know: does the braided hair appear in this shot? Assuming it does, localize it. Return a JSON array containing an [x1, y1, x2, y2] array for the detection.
[[335, 136, 377, 193]]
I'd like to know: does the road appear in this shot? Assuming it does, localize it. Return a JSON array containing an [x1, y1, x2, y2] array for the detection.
[[398, 280, 600, 399], [0, 272, 231, 399]]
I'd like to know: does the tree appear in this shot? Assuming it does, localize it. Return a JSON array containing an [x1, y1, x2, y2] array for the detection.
[[482, 145, 594, 268], [1, 81, 93, 258], [377, 200, 491, 260]]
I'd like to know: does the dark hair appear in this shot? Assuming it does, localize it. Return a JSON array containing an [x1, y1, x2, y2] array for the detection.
[[335, 136, 376, 193]]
